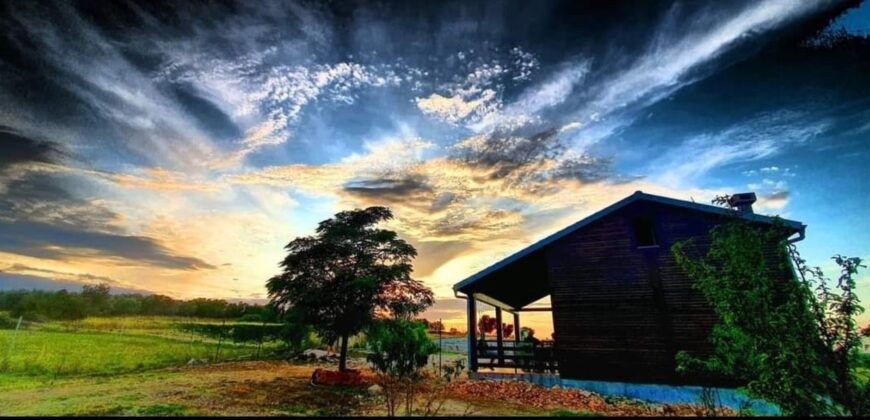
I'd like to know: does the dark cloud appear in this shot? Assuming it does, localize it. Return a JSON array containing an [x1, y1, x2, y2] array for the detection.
[[462, 128, 564, 170], [342, 174, 432, 199], [4, 263, 118, 285], [0, 171, 217, 272], [766, 190, 790, 201], [430, 192, 456, 212], [0, 123, 214, 273], [0, 173, 121, 232], [0, 272, 152, 295], [457, 128, 614, 184], [0, 221, 215, 270], [411, 240, 471, 277], [0, 126, 62, 167], [169, 84, 242, 142], [0, 145, 215, 271]]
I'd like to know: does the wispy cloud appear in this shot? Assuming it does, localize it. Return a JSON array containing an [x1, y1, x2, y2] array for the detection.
[[473, 62, 591, 133], [651, 110, 829, 188], [415, 90, 497, 124]]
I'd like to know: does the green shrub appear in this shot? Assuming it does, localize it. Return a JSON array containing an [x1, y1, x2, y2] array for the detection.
[[237, 313, 262, 323], [673, 218, 868, 416], [365, 319, 437, 416], [0, 312, 20, 329], [175, 323, 285, 343]]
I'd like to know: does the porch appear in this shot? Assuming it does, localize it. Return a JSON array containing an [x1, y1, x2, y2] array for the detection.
[[460, 290, 558, 374], [452, 238, 557, 374], [475, 338, 558, 373]]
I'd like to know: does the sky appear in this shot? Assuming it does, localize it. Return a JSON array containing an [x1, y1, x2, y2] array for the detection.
[[1, 0, 869, 335]]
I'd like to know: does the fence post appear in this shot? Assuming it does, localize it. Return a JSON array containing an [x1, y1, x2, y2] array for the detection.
[[3, 316, 23, 370], [438, 318, 442, 377], [214, 319, 225, 363], [256, 320, 266, 361]]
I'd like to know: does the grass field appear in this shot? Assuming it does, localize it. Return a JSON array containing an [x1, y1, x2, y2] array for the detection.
[[34, 316, 277, 341], [0, 315, 285, 390], [0, 330, 257, 378], [0, 315, 540, 416]]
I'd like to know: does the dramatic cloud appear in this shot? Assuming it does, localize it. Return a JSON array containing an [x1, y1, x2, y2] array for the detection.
[[0, 126, 62, 167], [0, 221, 215, 270], [1, 0, 868, 330]]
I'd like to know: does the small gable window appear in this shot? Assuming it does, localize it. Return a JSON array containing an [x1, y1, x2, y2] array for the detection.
[[632, 217, 657, 247]]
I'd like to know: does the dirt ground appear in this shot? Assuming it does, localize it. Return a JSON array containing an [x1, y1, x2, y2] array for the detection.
[[0, 360, 732, 416]]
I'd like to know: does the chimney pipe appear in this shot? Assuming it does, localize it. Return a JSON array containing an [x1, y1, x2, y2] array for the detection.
[[727, 192, 757, 213]]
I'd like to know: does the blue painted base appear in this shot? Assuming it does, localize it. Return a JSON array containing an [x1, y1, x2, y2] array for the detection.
[[474, 373, 780, 415]]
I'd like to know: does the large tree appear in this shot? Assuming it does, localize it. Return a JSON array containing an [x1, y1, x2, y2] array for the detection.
[[267, 206, 433, 371]]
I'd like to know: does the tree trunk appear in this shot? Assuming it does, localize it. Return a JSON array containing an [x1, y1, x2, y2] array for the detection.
[[338, 334, 349, 372]]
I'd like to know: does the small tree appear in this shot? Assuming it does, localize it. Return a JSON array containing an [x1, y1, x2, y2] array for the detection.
[[81, 283, 111, 316], [672, 199, 869, 416], [366, 319, 438, 416], [477, 315, 497, 338], [267, 206, 432, 371], [428, 320, 445, 334], [502, 323, 514, 338]]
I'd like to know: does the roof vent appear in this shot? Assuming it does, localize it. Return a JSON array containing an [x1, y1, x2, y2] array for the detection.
[[727, 192, 757, 213]]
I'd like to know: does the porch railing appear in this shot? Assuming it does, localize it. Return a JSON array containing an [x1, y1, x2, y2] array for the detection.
[[475, 339, 558, 373]]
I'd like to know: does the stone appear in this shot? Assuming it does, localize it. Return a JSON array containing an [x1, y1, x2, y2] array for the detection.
[[303, 349, 330, 359], [367, 384, 383, 395]]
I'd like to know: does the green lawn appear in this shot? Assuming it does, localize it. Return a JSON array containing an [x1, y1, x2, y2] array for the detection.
[[34, 316, 268, 341], [0, 316, 285, 386]]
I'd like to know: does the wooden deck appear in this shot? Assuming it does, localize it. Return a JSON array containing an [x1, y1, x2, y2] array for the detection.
[[475, 339, 558, 373]]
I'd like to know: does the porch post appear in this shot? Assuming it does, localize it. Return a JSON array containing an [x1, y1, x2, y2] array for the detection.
[[495, 307, 504, 365], [466, 295, 478, 372], [513, 312, 520, 374]]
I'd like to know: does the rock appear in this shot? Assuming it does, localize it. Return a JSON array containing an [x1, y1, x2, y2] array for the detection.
[[367, 384, 383, 395], [551, 385, 561, 390], [303, 349, 330, 359]]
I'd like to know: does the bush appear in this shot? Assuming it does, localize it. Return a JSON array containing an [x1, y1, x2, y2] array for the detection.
[[237, 313, 262, 323], [0, 286, 272, 321], [673, 218, 868, 416], [175, 323, 286, 343], [366, 319, 437, 416], [0, 312, 20, 329]]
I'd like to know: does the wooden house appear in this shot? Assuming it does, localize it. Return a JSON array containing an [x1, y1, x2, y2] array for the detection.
[[453, 191, 805, 386]]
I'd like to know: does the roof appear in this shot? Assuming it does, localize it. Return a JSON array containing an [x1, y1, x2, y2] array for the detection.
[[453, 191, 805, 296]]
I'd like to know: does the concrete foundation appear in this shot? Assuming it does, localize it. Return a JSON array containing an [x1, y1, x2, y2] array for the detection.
[[473, 372, 780, 415]]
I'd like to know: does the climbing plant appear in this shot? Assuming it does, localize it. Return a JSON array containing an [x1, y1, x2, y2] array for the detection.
[[672, 199, 869, 416]]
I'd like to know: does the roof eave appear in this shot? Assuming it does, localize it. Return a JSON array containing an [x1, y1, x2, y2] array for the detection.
[[453, 191, 805, 294]]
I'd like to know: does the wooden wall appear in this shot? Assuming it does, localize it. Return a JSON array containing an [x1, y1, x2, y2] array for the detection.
[[544, 200, 792, 386]]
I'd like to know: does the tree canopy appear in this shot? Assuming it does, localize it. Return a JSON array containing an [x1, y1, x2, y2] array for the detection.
[[266, 206, 433, 371]]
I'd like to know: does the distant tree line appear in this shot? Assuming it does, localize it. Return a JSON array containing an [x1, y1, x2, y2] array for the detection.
[[0, 284, 279, 322]]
